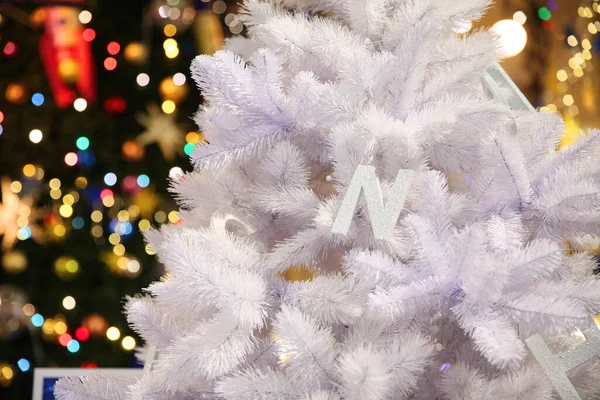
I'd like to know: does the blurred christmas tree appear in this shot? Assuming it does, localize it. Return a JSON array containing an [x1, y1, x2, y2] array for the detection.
[[0, 0, 239, 397]]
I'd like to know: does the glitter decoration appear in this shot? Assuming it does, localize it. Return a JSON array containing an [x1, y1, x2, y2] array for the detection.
[[144, 345, 158, 371], [525, 323, 600, 400], [331, 165, 414, 240]]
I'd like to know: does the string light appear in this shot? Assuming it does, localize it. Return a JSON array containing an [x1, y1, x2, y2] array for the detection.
[[59, 204, 73, 218], [31, 93, 45, 106], [121, 336, 136, 351], [67, 339, 80, 353], [164, 24, 177, 37], [158, 5, 169, 18], [29, 129, 43, 143], [75, 327, 91, 342], [100, 188, 113, 200], [107, 42, 121, 55], [23, 304, 35, 316], [1, 365, 14, 381], [58, 333, 71, 347], [91, 210, 103, 223], [83, 28, 96, 42], [145, 244, 156, 255], [230, 22, 243, 34], [62, 193, 75, 205], [169, 166, 184, 178], [213, 0, 227, 14], [54, 225, 66, 237], [91, 226, 103, 238], [139, 219, 151, 231], [557, 70, 568, 82], [136, 73, 150, 87], [49, 178, 61, 189], [3, 42, 16, 56], [72, 217, 85, 230], [162, 100, 176, 114], [563, 94, 575, 106], [55, 322, 68, 336], [491, 19, 528, 58], [23, 164, 36, 177], [184, 143, 195, 155], [64, 152, 78, 166], [127, 259, 140, 273], [106, 327, 121, 341], [109, 233, 120, 245], [17, 226, 32, 240], [31, 313, 44, 327], [75, 177, 88, 188], [113, 244, 125, 256], [538, 7, 552, 21], [17, 359, 30, 372], [163, 38, 179, 58], [173, 73, 186, 86], [76, 136, 90, 150], [137, 174, 150, 188], [168, 211, 180, 223], [62, 296, 76, 310], [104, 173, 117, 186], [154, 211, 167, 223], [102, 195, 115, 207], [104, 57, 117, 71], [169, 8, 181, 20], [513, 11, 527, 25], [79, 10, 92, 24], [74, 98, 88, 112], [10, 181, 22, 193], [166, 47, 179, 58]]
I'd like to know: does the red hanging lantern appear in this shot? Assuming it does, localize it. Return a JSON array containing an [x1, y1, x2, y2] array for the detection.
[[39, 6, 96, 108]]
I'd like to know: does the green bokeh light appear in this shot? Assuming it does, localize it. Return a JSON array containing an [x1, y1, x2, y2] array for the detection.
[[76, 136, 90, 151], [184, 143, 195, 156], [538, 7, 552, 21]]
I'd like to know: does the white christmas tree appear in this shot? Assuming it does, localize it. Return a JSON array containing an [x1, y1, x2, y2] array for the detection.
[[56, 0, 600, 399]]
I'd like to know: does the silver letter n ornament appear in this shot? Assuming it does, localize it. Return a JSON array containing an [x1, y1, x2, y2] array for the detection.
[[525, 323, 600, 400], [331, 165, 413, 241]]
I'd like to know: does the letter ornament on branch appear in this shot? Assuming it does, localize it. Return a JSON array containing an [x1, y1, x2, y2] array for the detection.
[[525, 322, 600, 400], [143, 346, 158, 372], [331, 165, 413, 241]]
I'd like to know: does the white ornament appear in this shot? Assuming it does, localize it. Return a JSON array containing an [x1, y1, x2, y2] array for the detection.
[[143, 345, 158, 372], [331, 165, 413, 240], [210, 211, 256, 237], [525, 323, 600, 400]]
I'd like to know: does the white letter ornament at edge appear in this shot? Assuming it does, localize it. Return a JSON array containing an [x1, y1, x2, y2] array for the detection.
[[331, 165, 414, 241], [143, 345, 158, 372], [210, 211, 256, 237], [525, 323, 600, 400]]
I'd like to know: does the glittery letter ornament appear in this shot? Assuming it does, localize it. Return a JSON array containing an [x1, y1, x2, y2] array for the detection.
[[210, 212, 256, 237], [143, 345, 158, 372], [525, 324, 600, 400], [331, 166, 413, 241]]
